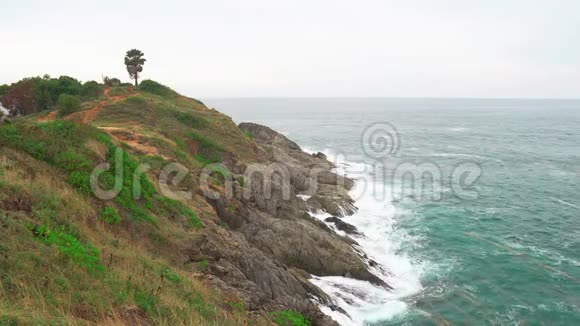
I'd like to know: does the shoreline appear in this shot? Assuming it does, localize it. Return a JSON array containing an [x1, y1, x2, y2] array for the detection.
[[298, 147, 423, 325]]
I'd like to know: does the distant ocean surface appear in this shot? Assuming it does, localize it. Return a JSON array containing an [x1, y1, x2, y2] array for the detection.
[[204, 98, 580, 325]]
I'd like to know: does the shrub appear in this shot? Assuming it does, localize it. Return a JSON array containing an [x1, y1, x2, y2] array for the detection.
[[98, 206, 121, 225], [270, 310, 310, 326], [138, 80, 176, 97], [57, 94, 81, 117]]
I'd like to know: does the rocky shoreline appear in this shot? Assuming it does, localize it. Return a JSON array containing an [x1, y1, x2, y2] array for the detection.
[[190, 123, 388, 325]]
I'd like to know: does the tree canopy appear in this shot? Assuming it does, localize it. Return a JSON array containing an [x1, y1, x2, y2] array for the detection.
[[124, 49, 146, 87]]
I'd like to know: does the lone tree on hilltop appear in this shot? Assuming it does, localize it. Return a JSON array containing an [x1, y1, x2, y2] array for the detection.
[[124, 49, 146, 87]]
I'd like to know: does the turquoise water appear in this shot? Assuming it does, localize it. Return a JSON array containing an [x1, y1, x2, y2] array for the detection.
[[207, 98, 580, 325]]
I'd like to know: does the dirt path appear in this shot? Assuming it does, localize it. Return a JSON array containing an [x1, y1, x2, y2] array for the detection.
[[67, 88, 135, 124], [37, 111, 57, 122], [37, 87, 135, 123]]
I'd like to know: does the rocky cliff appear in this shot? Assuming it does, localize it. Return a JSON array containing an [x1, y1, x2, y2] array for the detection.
[[191, 123, 389, 325]]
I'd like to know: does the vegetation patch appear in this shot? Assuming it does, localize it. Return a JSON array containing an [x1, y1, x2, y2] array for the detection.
[[0, 75, 103, 115], [186, 131, 224, 164], [30, 225, 105, 276], [108, 86, 132, 97], [138, 80, 176, 98], [97, 141, 156, 223], [155, 195, 203, 229], [196, 259, 209, 272], [57, 94, 82, 117], [171, 110, 208, 129], [98, 206, 122, 225], [270, 310, 311, 326]]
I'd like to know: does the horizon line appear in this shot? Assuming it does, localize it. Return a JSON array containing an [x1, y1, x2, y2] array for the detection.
[[200, 96, 580, 101]]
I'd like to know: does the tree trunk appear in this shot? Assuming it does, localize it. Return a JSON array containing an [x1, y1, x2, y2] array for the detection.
[[134, 75, 138, 87]]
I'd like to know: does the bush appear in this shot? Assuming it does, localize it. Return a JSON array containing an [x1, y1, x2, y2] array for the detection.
[[138, 80, 176, 97], [57, 94, 81, 117]]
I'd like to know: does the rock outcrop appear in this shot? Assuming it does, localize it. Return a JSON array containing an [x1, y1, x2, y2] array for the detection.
[[191, 123, 389, 325]]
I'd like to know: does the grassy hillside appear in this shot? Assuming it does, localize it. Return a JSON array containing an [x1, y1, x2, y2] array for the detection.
[[0, 80, 273, 325]]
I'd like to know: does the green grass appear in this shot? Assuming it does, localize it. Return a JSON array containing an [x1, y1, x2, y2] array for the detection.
[[102, 145, 156, 223], [270, 310, 311, 326], [171, 110, 208, 129], [155, 195, 204, 229], [98, 206, 121, 225], [107, 86, 132, 97], [30, 224, 105, 276], [161, 266, 182, 284]]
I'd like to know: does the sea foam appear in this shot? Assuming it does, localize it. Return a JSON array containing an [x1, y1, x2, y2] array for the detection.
[[305, 148, 423, 325]]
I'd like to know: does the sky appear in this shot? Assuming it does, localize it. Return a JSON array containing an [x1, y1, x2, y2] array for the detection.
[[1, 0, 580, 98]]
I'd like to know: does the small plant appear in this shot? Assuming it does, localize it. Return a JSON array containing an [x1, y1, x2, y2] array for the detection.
[[270, 310, 311, 326], [98, 206, 121, 225]]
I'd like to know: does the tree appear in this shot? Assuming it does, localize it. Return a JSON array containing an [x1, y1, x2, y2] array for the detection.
[[1, 80, 36, 115], [124, 49, 146, 87]]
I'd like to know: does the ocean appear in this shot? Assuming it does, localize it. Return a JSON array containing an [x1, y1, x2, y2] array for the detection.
[[204, 98, 580, 325]]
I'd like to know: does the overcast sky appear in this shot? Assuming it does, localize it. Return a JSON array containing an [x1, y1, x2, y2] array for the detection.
[[2, 0, 579, 98]]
